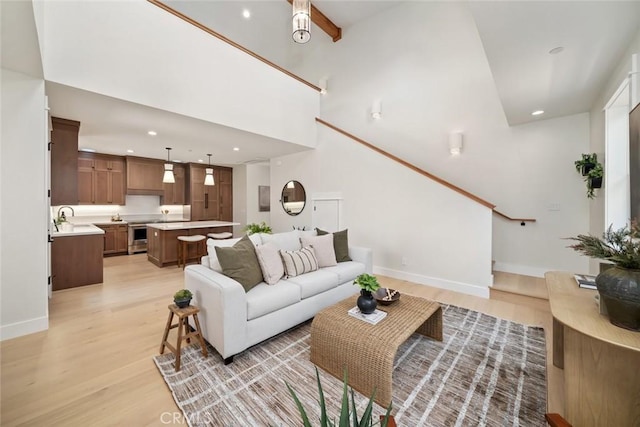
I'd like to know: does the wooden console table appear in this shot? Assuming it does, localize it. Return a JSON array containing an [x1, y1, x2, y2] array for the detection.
[[545, 272, 640, 427]]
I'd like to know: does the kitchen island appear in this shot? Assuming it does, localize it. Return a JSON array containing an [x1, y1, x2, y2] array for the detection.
[[52, 224, 105, 290], [147, 220, 239, 267]]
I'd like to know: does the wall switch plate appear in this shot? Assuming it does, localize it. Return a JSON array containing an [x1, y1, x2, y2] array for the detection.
[[548, 203, 561, 211], [401, 256, 408, 266]]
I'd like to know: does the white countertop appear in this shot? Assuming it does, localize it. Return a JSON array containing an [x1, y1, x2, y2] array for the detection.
[[146, 220, 239, 231], [52, 224, 105, 237]]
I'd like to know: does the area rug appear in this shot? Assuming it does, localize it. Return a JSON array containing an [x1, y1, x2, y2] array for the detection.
[[153, 305, 547, 426]]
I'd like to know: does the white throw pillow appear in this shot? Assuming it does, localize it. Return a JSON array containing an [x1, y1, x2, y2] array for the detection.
[[280, 246, 318, 278], [300, 234, 337, 268], [254, 243, 285, 285], [261, 231, 302, 252]]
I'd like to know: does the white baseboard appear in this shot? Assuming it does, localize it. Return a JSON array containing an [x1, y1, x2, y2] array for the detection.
[[0, 316, 48, 341], [492, 262, 548, 278], [373, 266, 490, 299]]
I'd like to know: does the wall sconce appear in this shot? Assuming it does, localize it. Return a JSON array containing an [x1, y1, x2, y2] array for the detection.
[[449, 132, 463, 155], [204, 154, 215, 186], [371, 100, 382, 120], [319, 78, 328, 95], [292, 0, 311, 44], [162, 147, 175, 183]]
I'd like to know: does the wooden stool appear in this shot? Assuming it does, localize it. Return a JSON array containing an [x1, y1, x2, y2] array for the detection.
[[159, 304, 208, 372], [176, 235, 206, 269], [207, 232, 233, 240]]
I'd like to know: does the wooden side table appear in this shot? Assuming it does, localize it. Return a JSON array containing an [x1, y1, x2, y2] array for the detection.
[[159, 304, 208, 371]]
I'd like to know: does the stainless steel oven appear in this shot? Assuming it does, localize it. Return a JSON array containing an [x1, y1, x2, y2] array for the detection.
[[128, 223, 148, 254]]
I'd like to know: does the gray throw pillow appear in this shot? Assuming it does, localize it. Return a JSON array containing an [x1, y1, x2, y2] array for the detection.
[[316, 228, 352, 262], [215, 234, 263, 292]]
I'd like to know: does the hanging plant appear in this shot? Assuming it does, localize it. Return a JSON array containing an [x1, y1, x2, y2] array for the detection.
[[574, 153, 598, 176], [586, 163, 604, 199]]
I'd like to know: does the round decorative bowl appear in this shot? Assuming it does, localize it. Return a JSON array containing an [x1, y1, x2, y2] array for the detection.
[[373, 288, 400, 305]]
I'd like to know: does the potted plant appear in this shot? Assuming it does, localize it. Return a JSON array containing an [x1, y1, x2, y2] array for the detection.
[[173, 289, 193, 308], [567, 221, 640, 331], [286, 367, 393, 427], [353, 274, 381, 315], [244, 221, 273, 235], [574, 153, 598, 176], [586, 163, 603, 199]]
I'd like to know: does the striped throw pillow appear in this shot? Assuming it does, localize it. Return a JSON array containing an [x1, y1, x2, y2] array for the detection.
[[280, 246, 318, 278]]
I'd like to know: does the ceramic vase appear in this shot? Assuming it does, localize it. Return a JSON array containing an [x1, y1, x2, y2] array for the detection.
[[596, 266, 640, 331], [357, 290, 377, 315]]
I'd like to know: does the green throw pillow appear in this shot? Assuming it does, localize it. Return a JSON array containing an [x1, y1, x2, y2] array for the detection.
[[215, 234, 263, 292], [316, 228, 352, 262]]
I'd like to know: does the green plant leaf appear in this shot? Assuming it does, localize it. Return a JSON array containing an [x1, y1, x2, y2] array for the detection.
[[339, 370, 350, 427], [316, 367, 330, 427], [286, 381, 313, 427], [357, 388, 376, 427]]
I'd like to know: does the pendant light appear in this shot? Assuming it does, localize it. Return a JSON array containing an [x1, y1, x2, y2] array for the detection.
[[163, 147, 175, 184], [204, 154, 215, 186], [292, 0, 311, 44]]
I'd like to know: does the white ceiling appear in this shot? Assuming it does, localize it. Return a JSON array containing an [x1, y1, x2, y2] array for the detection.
[[4, 1, 640, 160]]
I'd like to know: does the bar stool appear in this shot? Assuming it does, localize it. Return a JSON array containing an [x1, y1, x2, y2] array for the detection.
[[159, 304, 208, 372], [177, 235, 206, 269], [207, 232, 233, 240]]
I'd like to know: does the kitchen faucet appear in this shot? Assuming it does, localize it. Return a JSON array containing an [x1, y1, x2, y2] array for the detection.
[[57, 206, 75, 220]]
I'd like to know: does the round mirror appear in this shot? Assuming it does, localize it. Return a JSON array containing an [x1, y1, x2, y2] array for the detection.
[[281, 180, 306, 216]]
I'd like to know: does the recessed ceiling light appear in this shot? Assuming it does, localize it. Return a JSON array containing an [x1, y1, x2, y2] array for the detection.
[[531, 110, 545, 116], [198, 159, 204, 163], [549, 47, 564, 55], [233, 147, 240, 151], [148, 130, 157, 136], [242, 9, 250, 19], [80, 148, 96, 153], [127, 149, 134, 153]]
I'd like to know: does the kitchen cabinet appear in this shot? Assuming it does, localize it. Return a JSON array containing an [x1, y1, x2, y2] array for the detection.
[[126, 157, 164, 195], [51, 117, 80, 205], [52, 234, 103, 290], [95, 224, 128, 255], [187, 165, 232, 221], [77, 153, 126, 205], [162, 163, 185, 205]]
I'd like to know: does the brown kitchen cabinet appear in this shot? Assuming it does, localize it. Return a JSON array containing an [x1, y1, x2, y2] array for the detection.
[[126, 157, 164, 195], [77, 153, 126, 205], [51, 117, 80, 205], [187, 165, 232, 221], [147, 225, 233, 267], [51, 234, 103, 290], [162, 163, 185, 205], [95, 224, 128, 255]]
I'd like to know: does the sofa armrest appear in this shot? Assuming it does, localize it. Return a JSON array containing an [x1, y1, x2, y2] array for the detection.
[[349, 246, 373, 274], [184, 265, 247, 359]]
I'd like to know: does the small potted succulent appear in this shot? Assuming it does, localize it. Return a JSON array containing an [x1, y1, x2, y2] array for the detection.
[[173, 289, 193, 308], [353, 273, 381, 314]]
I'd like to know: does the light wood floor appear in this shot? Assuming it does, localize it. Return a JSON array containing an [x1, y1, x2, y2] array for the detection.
[[0, 255, 563, 426]]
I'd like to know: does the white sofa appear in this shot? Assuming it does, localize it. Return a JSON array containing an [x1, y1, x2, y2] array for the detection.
[[184, 230, 373, 363]]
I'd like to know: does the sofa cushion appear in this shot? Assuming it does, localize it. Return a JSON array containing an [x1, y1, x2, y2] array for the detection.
[[246, 281, 301, 320], [300, 234, 337, 268], [254, 243, 284, 285], [286, 269, 341, 299], [207, 234, 261, 272], [215, 235, 263, 292], [261, 230, 301, 252], [280, 246, 319, 278], [316, 228, 352, 262], [322, 261, 366, 284]]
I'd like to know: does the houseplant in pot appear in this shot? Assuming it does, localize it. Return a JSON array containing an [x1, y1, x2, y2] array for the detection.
[[586, 163, 603, 199], [244, 221, 272, 235], [574, 153, 598, 176], [354, 274, 381, 315], [173, 289, 193, 308], [567, 221, 640, 331]]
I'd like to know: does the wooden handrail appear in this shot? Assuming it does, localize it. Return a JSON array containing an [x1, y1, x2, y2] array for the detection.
[[147, 0, 321, 92], [493, 210, 536, 225], [315, 118, 496, 209]]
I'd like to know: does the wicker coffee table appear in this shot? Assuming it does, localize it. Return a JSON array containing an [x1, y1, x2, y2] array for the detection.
[[310, 294, 442, 407]]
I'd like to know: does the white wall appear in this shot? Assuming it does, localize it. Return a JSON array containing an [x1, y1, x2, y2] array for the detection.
[[36, 0, 319, 149], [232, 165, 247, 236], [245, 163, 271, 226], [1, 69, 49, 340], [289, 1, 589, 278], [271, 127, 493, 298]]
